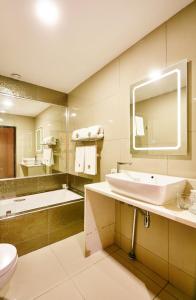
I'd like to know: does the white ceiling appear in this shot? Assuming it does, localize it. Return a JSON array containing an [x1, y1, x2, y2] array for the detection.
[[0, 0, 193, 93], [0, 95, 50, 117]]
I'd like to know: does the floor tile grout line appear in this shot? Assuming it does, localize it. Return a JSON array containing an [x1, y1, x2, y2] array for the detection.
[[68, 244, 166, 295], [70, 276, 86, 300], [153, 282, 180, 300], [67, 246, 119, 280], [17, 244, 70, 300], [152, 282, 170, 300], [114, 249, 167, 289], [47, 244, 70, 278], [32, 277, 70, 300], [67, 254, 108, 280], [49, 237, 119, 280]]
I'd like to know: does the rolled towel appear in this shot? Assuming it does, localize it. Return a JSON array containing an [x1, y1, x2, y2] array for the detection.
[[87, 125, 104, 139], [72, 128, 89, 141], [43, 136, 56, 145]]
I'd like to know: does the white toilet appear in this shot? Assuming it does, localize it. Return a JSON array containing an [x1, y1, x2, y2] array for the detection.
[[0, 244, 18, 289]]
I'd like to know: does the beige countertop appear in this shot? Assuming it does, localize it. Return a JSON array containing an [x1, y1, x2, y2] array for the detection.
[[85, 181, 196, 229]]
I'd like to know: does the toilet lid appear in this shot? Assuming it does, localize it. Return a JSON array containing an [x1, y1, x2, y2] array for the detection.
[[0, 244, 18, 277]]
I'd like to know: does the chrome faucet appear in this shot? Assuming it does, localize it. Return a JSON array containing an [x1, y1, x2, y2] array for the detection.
[[117, 161, 133, 173], [35, 154, 38, 165]]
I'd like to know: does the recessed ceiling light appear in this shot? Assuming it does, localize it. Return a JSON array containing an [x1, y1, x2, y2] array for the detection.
[[36, 0, 59, 26], [0, 118, 4, 122], [11, 73, 21, 80]]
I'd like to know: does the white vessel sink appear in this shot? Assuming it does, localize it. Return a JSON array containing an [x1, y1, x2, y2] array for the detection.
[[106, 171, 186, 205]]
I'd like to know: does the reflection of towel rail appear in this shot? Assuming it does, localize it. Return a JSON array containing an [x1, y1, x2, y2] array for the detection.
[[41, 138, 59, 146]]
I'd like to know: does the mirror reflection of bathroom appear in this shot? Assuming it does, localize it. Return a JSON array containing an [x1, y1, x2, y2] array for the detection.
[[0, 94, 66, 179], [130, 60, 187, 155]]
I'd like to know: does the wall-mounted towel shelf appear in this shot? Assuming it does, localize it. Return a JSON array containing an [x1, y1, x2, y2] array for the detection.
[[72, 136, 104, 142], [72, 125, 104, 142]]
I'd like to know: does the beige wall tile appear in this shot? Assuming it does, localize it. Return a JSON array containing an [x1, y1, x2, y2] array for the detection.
[[169, 264, 196, 298], [136, 212, 169, 261], [120, 234, 132, 254], [115, 201, 121, 234], [168, 132, 196, 178], [119, 25, 166, 107], [70, 59, 119, 104], [169, 220, 196, 278], [135, 243, 169, 281], [154, 290, 177, 300], [131, 157, 168, 175], [167, 2, 196, 98], [120, 203, 134, 240], [164, 283, 193, 300], [92, 94, 123, 140], [100, 139, 121, 180], [85, 190, 115, 233], [1, 210, 48, 245]]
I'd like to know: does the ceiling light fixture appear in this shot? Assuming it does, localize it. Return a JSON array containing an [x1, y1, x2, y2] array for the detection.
[[36, 0, 59, 25]]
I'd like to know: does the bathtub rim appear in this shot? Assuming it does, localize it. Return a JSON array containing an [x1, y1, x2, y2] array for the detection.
[[0, 188, 84, 221]]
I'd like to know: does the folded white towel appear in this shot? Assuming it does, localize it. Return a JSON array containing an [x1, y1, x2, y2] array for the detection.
[[72, 128, 89, 141], [135, 116, 145, 136], [87, 125, 104, 139], [84, 146, 97, 175], [75, 146, 85, 172], [42, 148, 54, 166], [43, 136, 56, 145]]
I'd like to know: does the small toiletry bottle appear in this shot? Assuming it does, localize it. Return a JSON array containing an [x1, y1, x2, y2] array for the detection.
[[189, 189, 196, 215]]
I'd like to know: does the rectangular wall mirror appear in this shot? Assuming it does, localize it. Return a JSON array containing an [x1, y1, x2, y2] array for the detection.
[[130, 59, 187, 155], [0, 93, 66, 179]]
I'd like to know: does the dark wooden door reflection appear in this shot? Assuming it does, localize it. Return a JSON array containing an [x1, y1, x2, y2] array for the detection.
[[0, 126, 16, 179]]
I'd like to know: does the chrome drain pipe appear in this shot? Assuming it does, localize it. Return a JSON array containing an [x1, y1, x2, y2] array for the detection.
[[129, 207, 150, 260]]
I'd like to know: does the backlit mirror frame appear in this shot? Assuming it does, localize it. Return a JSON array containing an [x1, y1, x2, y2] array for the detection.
[[130, 59, 188, 155]]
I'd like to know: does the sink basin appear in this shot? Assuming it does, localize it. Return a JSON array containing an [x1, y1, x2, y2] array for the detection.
[[106, 171, 186, 205]]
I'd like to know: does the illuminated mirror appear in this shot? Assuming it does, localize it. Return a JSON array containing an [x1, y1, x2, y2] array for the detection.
[[130, 60, 187, 155]]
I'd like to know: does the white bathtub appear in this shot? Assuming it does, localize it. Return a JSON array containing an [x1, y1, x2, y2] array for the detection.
[[0, 189, 83, 219]]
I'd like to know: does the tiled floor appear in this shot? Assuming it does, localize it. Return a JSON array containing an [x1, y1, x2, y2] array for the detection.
[[0, 232, 192, 300]]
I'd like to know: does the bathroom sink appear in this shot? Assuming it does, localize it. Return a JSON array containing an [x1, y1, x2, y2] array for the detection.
[[106, 171, 186, 205]]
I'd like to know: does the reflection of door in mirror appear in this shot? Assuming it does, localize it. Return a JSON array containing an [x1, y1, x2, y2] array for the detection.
[[0, 126, 16, 178]]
